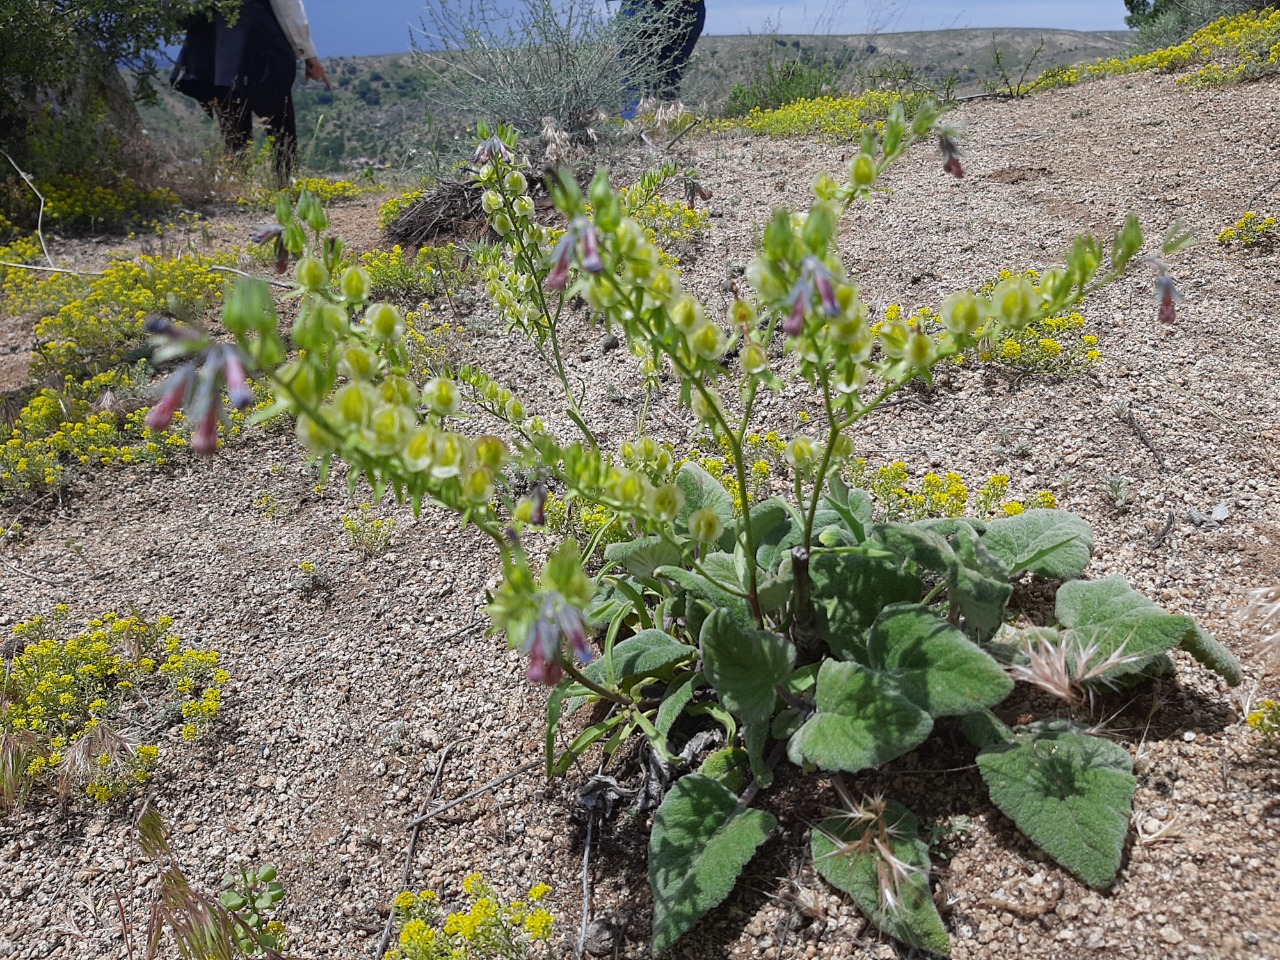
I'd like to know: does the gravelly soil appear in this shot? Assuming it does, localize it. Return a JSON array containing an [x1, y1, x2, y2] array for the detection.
[[3, 69, 1280, 960]]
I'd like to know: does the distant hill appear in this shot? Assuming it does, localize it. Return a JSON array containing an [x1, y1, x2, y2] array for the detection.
[[138, 28, 1134, 174]]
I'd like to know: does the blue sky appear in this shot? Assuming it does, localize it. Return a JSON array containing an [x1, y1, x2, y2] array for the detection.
[[302, 0, 1131, 58]]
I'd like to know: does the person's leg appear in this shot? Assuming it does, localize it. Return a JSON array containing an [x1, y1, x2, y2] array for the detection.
[[213, 89, 253, 157], [659, 0, 706, 100], [262, 92, 298, 186]]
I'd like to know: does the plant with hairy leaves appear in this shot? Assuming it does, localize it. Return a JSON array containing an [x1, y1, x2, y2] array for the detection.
[[144, 105, 1239, 956]]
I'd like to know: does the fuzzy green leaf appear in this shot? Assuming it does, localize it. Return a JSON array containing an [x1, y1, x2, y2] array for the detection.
[[866, 604, 1013, 717], [581, 629, 694, 687], [787, 661, 933, 773], [1055, 576, 1195, 677], [811, 550, 922, 661], [649, 774, 776, 954], [604, 536, 683, 579], [981, 509, 1094, 579], [811, 800, 950, 956], [656, 565, 752, 632], [977, 722, 1135, 888], [822, 475, 874, 542], [675, 462, 736, 549], [1182, 623, 1242, 686], [701, 609, 795, 786]]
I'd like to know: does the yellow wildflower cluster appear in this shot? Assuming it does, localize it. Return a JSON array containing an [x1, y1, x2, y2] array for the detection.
[[543, 494, 629, 547], [342, 503, 398, 557], [0, 252, 240, 502], [0, 234, 46, 306], [404, 308, 463, 379], [704, 90, 932, 140], [240, 176, 372, 209], [360, 244, 462, 305], [379, 189, 429, 230], [1248, 699, 1280, 746], [1033, 9, 1280, 91], [881, 270, 1101, 376], [7, 175, 178, 233], [384, 874, 554, 960], [1218, 211, 1277, 248], [2, 608, 227, 807], [28, 252, 234, 379], [850, 461, 1056, 522], [623, 191, 710, 247]]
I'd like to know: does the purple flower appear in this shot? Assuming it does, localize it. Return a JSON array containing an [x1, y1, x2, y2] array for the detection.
[[145, 365, 195, 431], [250, 223, 284, 245], [192, 404, 221, 457], [521, 592, 593, 686], [546, 231, 575, 291], [784, 284, 808, 336], [803, 257, 839, 317], [473, 135, 513, 165], [552, 597, 593, 666], [530, 483, 547, 526], [222, 347, 254, 410], [578, 221, 604, 274], [1156, 274, 1179, 324]]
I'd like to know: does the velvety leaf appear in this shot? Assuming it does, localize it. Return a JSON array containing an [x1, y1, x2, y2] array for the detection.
[[656, 672, 703, 740], [982, 509, 1094, 579], [811, 800, 951, 956], [977, 722, 1135, 888], [1055, 575, 1196, 677], [787, 661, 933, 773], [822, 474, 874, 542], [675, 462, 736, 549], [866, 604, 1013, 717], [1182, 623, 1243, 686], [581, 629, 694, 687], [701, 609, 795, 786], [656, 565, 753, 631], [649, 774, 777, 954], [811, 550, 922, 661], [605, 536, 683, 579]]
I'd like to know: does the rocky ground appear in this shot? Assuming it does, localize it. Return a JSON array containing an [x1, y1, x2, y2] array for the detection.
[[3, 69, 1280, 960]]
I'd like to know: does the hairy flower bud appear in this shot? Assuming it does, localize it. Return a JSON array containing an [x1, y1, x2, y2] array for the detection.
[[740, 341, 769, 375], [423, 377, 461, 416], [851, 153, 876, 188], [366, 303, 404, 341], [649, 483, 685, 523], [688, 508, 724, 545], [294, 256, 328, 291], [939, 291, 985, 337], [340, 266, 372, 303]]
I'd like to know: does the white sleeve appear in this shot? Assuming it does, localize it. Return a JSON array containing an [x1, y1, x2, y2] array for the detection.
[[268, 0, 319, 61]]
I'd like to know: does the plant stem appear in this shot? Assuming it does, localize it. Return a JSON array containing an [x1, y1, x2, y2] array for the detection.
[[562, 661, 632, 706]]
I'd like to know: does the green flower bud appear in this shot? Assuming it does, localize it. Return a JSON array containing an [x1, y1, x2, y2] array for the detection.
[[505, 396, 525, 420], [504, 170, 528, 195], [615, 469, 648, 507], [430, 432, 464, 478], [991, 277, 1037, 327], [295, 256, 328, 291], [403, 426, 435, 471], [481, 190, 503, 214], [296, 413, 334, 453], [492, 212, 514, 235], [745, 260, 788, 301], [335, 383, 374, 426], [649, 483, 685, 523], [812, 172, 839, 200], [802, 202, 836, 255], [831, 433, 854, 460], [475, 434, 509, 469], [939, 291, 986, 336], [369, 403, 414, 451], [690, 388, 721, 424], [340, 266, 372, 303], [878, 320, 910, 358], [462, 466, 495, 504], [282, 222, 306, 255], [423, 377, 461, 416], [762, 209, 795, 260], [366, 303, 404, 341], [905, 331, 936, 368], [731, 299, 757, 326], [513, 195, 535, 219], [340, 344, 378, 380], [690, 322, 726, 360], [670, 296, 703, 332], [688, 508, 724, 544], [851, 153, 876, 188], [740, 341, 769, 375], [882, 102, 906, 156], [784, 435, 817, 469], [380, 375, 418, 407]]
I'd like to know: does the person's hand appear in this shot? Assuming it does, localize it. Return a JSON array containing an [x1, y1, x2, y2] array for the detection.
[[305, 57, 331, 90]]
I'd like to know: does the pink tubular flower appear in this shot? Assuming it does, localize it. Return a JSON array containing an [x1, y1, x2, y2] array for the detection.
[[784, 285, 808, 336], [222, 347, 254, 410], [145, 366, 195, 431], [939, 133, 964, 179], [578, 221, 604, 274], [546, 231, 575, 291], [1156, 274, 1179, 324], [192, 404, 221, 457], [803, 257, 839, 317], [472, 135, 513, 165]]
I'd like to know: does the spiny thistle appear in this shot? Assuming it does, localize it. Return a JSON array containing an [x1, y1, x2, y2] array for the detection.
[[1008, 631, 1145, 707]]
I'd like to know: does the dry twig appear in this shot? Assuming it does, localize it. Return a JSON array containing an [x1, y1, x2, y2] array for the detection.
[[404, 759, 541, 830], [2, 150, 53, 267]]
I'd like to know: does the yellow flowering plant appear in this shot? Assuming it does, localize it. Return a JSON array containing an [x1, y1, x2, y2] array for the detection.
[[0, 608, 227, 811], [384, 875, 555, 960], [145, 116, 1241, 956], [1217, 211, 1277, 249]]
